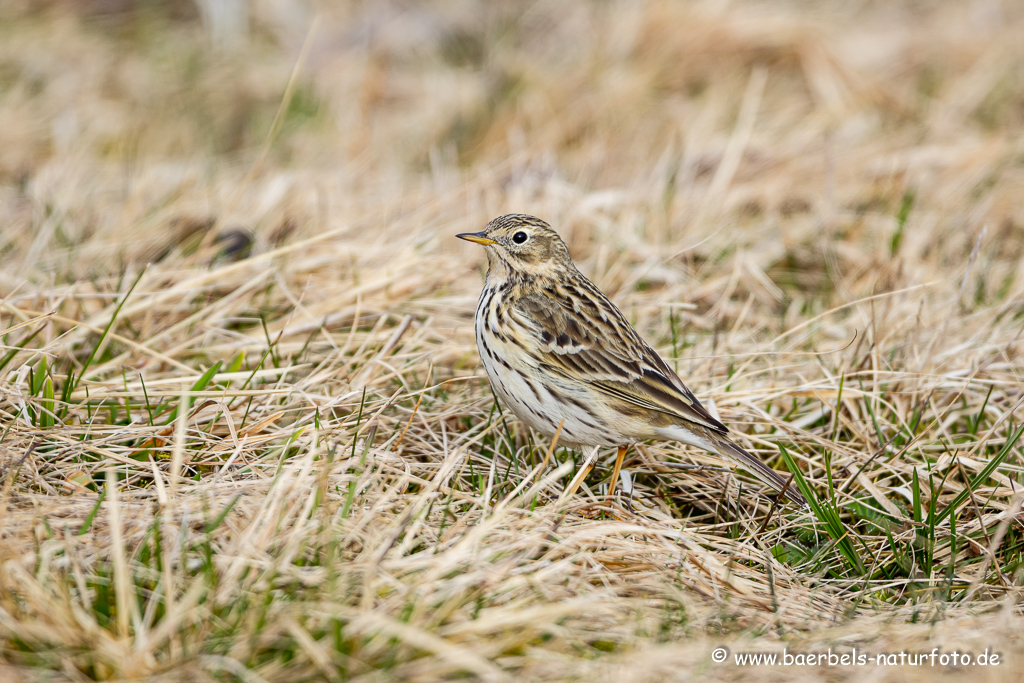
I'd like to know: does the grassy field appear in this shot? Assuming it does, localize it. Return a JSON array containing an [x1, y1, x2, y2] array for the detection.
[[2, 1, 1024, 680]]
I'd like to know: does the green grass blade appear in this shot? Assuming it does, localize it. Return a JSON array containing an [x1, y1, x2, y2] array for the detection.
[[71, 267, 147, 393], [0, 324, 45, 373], [163, 361, 223, 425], [77, 487, 107, 535], [779, 444, 864, 574], [935, 421, 1024, 524]]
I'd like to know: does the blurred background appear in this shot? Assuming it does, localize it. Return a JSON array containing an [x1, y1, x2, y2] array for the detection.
[[0, 0, 1019, 264], [1, 0, 1022, 290]]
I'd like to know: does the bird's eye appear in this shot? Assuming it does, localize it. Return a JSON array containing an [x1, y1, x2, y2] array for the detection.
[[512, 231, 528, 244]]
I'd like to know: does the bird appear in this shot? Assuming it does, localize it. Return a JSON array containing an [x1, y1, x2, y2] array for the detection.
[[458, 214, 806, 507]]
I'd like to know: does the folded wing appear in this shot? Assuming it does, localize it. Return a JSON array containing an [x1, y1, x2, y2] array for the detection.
[[515, 285, 728, 435]]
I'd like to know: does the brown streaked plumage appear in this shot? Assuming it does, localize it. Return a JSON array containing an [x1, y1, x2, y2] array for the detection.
[[458, 214, 806, 506]]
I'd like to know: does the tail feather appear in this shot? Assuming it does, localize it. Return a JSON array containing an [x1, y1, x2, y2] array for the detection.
[[710, 436, 807, 507]]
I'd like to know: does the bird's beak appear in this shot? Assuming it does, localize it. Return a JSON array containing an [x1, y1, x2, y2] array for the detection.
[[456, 231, 497, 246]]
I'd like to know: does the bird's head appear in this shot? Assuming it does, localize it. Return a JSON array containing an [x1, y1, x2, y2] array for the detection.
[[457, 214, 573, 281]]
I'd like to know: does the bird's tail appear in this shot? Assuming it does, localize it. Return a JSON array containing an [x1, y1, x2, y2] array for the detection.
[[709, 436, 807, 507]]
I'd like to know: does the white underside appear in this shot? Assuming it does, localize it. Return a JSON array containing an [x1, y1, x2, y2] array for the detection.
[[487, 361, 622, 447], [653, 424, 717, 452], [476, 284, 718, 452]]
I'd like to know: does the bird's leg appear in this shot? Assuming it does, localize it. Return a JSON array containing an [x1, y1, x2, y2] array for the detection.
[[607, 445, 628, 502], [559, 445, 600, 503]]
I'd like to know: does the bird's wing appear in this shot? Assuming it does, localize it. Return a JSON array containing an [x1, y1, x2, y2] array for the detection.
[[515, 283, 727, 435]]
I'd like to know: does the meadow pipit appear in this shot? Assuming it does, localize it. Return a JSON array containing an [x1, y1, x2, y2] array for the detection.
[[459, 214, 806, 506]]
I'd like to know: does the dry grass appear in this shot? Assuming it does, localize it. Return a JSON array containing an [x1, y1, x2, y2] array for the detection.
[[2, 0, 1024, 680]]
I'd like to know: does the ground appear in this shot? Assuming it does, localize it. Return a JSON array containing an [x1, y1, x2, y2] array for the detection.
[[2, 1, 1024, 681]]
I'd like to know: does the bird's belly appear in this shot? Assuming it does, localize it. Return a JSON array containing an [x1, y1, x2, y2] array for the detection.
[[477, 333, 624, 448]]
